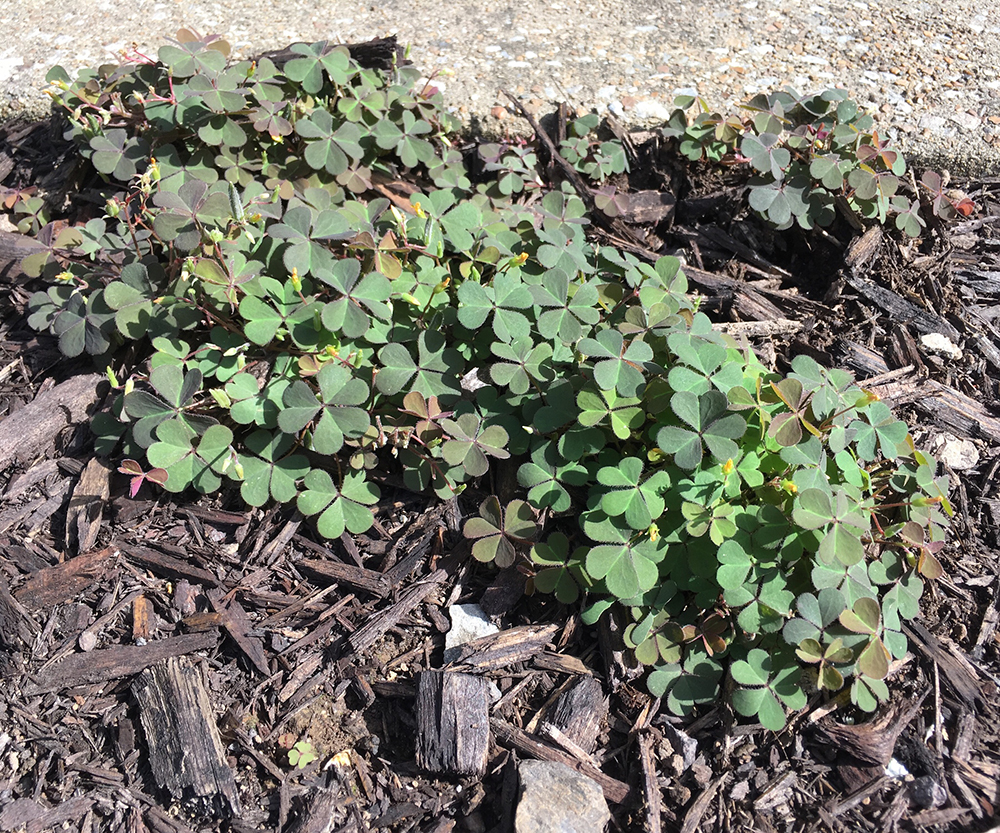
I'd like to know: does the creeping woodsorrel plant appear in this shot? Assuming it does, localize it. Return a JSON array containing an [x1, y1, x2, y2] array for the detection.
[[20, 33, 952, 728]]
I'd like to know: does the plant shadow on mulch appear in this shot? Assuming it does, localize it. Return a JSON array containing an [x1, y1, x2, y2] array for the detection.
[[2, 66, 1000, 833]]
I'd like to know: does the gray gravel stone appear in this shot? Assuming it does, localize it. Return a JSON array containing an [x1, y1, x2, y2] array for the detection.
[[516, 760, 609, 833]]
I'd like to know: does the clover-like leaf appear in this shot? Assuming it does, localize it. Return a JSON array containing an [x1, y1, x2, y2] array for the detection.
[[463, 496, 538, 568], [124, 365, 216, 447], [782, 588, 848, 647], [376, 331, 463, 398], [104, 262, 159, 340], [578, 329, 653, 397], [647, 647, 724, 715], [297, 468, 379, 539], [153, 179, 231, 251], [530, 268, 601, 344], [283, 41, 353, 93], [517, 441, 589, 513], [596, 457, 670, 531], [51, 289, 115, 358], [146, 420, 234, 494], [577, 387, 644, 440], [296, 110, 363, 175], [319, 259, 392, 340], [657, 390, 746, 470], [457, 270, 533, 343], [89, 129, 150, 182], [730, 647, 808, 731], [268, 205, 349, 280], [582, 509, 666, 599], [278, 362, 370, 454], [848, 400, 910, 462], [238, 429, 310, 507], [530, 532, 590, 604], [439, 411, 510, 479], [741, 132, 791, 180], [489, 338, 554, 395]]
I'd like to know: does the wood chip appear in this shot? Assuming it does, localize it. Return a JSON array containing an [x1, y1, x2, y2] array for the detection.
[[133, 657, 242, 819], [445, 623, 558, 672], [416, 670, 490, 776], [0, 373, 102, 472], [26, 631, 218, 694], [65, 456, 111, 554], [14, 546, 117, 610]]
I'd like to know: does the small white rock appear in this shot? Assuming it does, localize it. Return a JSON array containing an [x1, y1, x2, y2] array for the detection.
[[885, 758, 910, 779], [919, 332, 963, 361], [632, 99, 671, 121], [931, 433, 979, 470], [444, 604, 499, 662]]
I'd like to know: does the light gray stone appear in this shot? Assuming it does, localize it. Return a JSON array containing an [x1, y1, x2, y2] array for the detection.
[[515, 761, 609, 833], [444, 604, 498, 663], [931, 433, 980, 470], [919, 332, 963, 361]]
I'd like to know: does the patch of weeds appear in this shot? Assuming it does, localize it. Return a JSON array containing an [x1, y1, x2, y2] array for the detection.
[[17, 33, 955, 729]]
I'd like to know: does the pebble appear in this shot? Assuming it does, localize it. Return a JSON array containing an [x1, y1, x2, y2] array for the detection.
[[931, 433, 980, 471], [444, 604, 498, 663], [515, 761, 609, 833], [908, 775, 948, 809], [919, 333, 963, 361]]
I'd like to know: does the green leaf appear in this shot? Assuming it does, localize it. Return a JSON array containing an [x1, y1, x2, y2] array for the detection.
[[657, 390, 746, 470], [596, 456, 670, 531], [463, 497, 538, 568], [457, 270, 533, 343], [490, 338, 554, 395], [376, 331, 463, 398], [283, 41, 353, 93], [297, 468, 379, 539], [440, 411, 510, 477], [296, 110, 363, 175], [577, 387, 644, 440], [238, 429, 311, 506], [578, 329, 653, 397], [530, 268, 601, 343], [518, 441, 589, 513], [51, 289, 115, 357], [582, 510, 665, 599], [89, 129, 150, 182], [278, 362, 370, 454], [531, 532, 589, 603], [147, 420, 234, 494]]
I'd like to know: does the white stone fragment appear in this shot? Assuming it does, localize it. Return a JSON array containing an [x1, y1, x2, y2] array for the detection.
[[632, 99, 671, 121], [885, 758, 910, 779], [444, 604, 499, 662], [931, 433, 980, 470], [919, 332, 963, 361]]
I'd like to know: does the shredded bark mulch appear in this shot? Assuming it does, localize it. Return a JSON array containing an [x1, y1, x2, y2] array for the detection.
[[2, 75, 1000, 833]]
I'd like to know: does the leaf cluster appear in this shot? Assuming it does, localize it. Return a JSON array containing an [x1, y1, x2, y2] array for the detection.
[[20, 34, 954, 730], [660, 89, 968, 236]]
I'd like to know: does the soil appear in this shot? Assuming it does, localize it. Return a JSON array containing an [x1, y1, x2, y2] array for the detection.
[[3, 57, 1000, 833]]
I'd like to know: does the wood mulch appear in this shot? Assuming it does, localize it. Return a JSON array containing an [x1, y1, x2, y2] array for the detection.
[[2, 51, 1000, 831]]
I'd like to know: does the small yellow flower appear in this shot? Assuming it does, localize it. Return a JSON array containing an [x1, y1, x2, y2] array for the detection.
[[290, 267, 301, 291], [649, 522, 660, 542], [721, 458, 734, 475], [412, 200, 426, 219]]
